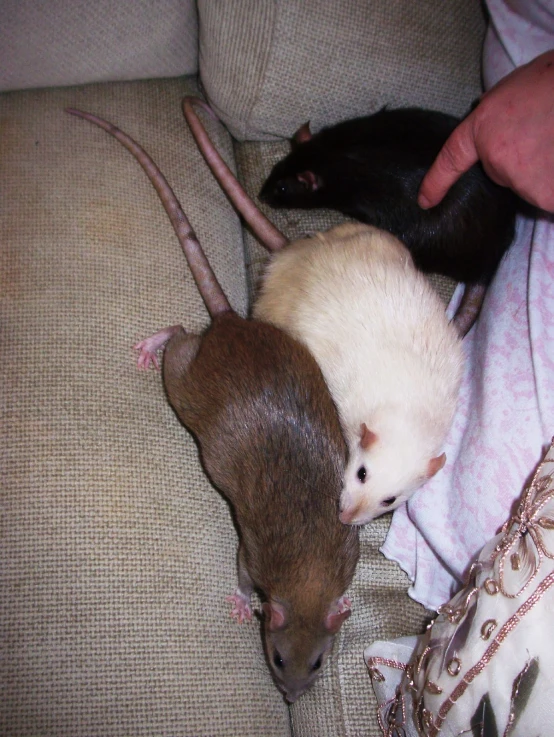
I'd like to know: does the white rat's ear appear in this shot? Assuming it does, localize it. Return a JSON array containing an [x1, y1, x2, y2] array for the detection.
[[360, 423, 377, 450], [297, 170, 319, 192], [262, 600, 287, 631], [292, 121, 312, 145], [427, 452, 446, 478]]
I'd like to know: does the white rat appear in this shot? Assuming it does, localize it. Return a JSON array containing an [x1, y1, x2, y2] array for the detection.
[[254, 222, 463, 525]]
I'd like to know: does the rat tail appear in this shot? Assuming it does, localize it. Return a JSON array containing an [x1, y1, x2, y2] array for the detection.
[[182, 97, 288, 252], [452, 282, 487, 337], [66, 107, 231, 319]]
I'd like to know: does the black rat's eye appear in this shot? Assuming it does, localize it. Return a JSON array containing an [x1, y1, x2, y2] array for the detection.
[[312, 656, 322, 672], [381, 496, 397, 507], [277, 183, 288, 195], [357, 466, 367, 483], [273, 651, 284, 669]]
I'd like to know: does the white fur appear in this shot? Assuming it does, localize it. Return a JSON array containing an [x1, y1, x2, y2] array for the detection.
[[254, 223, 463, 524]]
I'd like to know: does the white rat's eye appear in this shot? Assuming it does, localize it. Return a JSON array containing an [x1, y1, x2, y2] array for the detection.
[[273, 650, 284, 669], [357, 466, 367, 483], [381, 496, 397, 507]]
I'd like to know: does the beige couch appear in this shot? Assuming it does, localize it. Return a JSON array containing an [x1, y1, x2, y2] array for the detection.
[[1, 2, 486, 735]]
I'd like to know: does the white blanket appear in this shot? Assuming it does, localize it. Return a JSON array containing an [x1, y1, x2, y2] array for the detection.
[[381, 0, 554, 611]]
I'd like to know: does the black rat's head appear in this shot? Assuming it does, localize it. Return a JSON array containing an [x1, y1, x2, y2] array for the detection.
[[259, 122, 325, 208]]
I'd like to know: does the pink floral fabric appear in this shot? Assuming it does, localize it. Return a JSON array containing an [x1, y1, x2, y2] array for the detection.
[[382, 0, 554, 611]]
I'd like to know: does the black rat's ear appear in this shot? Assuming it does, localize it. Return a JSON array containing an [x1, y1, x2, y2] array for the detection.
[[297, 170, 319, 192], [292, 122, 312, 147]]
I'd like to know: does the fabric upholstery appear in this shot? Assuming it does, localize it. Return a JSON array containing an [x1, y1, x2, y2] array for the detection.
[[1, 0, 199, 92], [199, 0, 486, 141], [0, 77, 293, 737]]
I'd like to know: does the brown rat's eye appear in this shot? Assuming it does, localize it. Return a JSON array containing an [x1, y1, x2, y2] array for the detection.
[[273, 650, 284, 669], [357, 466, 367, 483], [312, 656, 322, 671], [381, 496, 397, 507]]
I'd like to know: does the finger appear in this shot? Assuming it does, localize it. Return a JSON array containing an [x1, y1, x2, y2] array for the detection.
[[418, 117, 480, 208]]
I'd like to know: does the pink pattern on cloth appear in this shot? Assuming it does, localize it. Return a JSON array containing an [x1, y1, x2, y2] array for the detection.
[[381, 0, 554, 611]]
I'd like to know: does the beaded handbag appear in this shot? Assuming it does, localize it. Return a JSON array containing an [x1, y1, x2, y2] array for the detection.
[[365, 439, 554, 736]]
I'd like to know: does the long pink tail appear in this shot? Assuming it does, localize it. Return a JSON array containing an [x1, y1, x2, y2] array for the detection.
[[182, 97, 288, 252], [66, 107, 231, 318]]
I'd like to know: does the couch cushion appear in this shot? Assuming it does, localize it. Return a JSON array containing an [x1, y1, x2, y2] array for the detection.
[[0, 77, 292, 737], [199, 0, 486, 141], [1, 0, 198, 92]]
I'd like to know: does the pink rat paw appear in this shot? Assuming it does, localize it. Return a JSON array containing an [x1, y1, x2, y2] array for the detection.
[[226, 590, 252, 624], [133, 326, 180, 371], [134, 337, 161, 370]]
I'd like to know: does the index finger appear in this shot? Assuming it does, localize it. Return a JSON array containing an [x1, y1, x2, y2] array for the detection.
[[418, 116, 479, 208]]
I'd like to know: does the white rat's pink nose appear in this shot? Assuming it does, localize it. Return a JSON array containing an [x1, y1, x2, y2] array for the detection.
[[339, 502, 363, 525]]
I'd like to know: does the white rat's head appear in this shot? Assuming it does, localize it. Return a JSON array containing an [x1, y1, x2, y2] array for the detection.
[[339, 420, 446, 525]]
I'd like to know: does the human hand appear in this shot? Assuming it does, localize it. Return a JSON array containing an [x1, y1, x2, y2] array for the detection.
[[418, 50, 554, 213]]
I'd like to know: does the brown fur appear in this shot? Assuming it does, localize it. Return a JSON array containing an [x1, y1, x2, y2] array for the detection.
[[163, 313, 359, 609], [162, 307, 360, 702], [69, 108, 360, 702]]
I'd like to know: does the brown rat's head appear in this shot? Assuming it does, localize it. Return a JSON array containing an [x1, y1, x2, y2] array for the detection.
[[262, 596, 351, 703]]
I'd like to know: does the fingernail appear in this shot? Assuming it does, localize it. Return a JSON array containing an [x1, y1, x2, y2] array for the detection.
[[418, 194, 431, 209]]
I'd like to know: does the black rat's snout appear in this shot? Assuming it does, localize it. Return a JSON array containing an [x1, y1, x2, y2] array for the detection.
[[259, 178, 288, 205], [258, 186, 271, 203]]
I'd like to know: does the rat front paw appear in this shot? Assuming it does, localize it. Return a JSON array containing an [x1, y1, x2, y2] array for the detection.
[[226, 590, 252, 624]]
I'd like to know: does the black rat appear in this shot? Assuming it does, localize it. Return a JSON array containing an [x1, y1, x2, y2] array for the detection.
[[258, 107, 520, 335], [66, 108, 359, 703], [183, 99, 463, 525]]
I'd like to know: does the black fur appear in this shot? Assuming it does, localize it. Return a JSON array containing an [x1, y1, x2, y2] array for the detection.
[[259, 108, 519, 285]]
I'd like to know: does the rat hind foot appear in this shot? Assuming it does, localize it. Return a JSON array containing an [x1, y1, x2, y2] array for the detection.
[[134, 325, 183, 370], [226, 590, 252, 624]]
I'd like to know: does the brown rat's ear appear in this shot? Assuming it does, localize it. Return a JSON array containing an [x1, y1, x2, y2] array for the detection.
[[292, 122, 312, 147], [427, 452, 446, 479], [325, 608, 351, 634], [297, 170, 319, 192], [360, 423, 377, 450], [262, 600, 287, 631], [325, 596, 352, 634]]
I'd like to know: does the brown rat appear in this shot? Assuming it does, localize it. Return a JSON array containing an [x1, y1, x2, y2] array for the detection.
[[66, 107, 359, 703]]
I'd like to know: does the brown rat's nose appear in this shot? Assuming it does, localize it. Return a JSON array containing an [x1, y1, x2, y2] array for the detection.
[[284, 688, 304, 704]]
